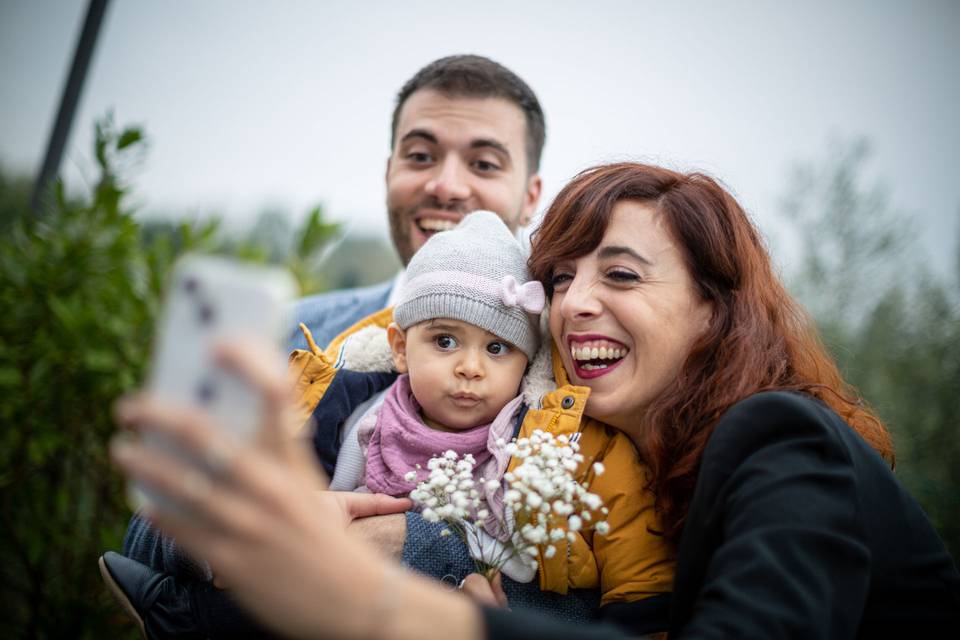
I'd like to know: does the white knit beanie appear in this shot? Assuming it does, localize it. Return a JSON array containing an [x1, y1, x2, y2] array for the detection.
[[393, 211, 545, 360]]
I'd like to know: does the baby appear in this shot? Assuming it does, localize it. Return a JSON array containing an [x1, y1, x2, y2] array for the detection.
[[323, 210, 543, 515]]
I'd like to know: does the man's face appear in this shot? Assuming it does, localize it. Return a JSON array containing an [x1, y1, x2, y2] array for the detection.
[[386, 89, 542, 265]]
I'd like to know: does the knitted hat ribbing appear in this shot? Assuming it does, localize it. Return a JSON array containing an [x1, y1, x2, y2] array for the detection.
[[393, 211, 544, 360]]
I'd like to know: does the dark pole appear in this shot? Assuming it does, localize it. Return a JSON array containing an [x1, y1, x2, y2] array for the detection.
[[30, 0, 111, 214]]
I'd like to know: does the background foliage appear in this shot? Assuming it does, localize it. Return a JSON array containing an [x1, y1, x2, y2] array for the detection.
[[778, 137, 960, 556], [0, 124, 956, 637], [0, 118, 338, 638]]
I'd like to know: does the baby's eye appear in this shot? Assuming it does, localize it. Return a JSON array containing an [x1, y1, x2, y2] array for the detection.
[[487, 341, 511, 356], [435, 334, 458, 350]]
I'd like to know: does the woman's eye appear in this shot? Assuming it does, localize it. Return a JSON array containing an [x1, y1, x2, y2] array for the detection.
[[607, 270, 639, 283], [550, 272, 573, 290], [487, 341, 510, 356], [435, 335, 457, 350]]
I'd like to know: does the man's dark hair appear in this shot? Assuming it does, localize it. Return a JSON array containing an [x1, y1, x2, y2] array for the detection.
[[391, 54, 546, 174]]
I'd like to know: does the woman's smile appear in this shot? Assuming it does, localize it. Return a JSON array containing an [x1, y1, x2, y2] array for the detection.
[[566, 334, 629, 378]]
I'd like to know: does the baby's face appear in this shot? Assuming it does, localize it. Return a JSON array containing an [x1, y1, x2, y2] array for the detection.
[[389, 318, 528, 432]]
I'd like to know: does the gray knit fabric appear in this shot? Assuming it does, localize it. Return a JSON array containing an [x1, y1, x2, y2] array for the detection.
[[393, 211, 542, 360]]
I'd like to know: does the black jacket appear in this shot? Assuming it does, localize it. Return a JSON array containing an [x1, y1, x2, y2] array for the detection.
[[485, 391, 960, 639]]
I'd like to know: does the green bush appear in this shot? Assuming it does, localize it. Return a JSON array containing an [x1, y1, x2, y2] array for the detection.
[[780, 137, 960, 556], [0, 117, 336, 637]]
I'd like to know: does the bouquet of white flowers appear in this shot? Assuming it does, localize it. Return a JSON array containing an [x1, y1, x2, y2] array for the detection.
[[406, 429, 609, 580]]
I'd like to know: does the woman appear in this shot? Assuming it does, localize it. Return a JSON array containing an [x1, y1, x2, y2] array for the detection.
[[112, 162, 960, 638]]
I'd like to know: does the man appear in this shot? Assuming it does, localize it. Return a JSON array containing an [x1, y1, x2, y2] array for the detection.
[[290, 53, 545, 350], [103, 54, 558, 639]]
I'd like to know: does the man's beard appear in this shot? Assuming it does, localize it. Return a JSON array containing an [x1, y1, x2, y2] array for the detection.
[[387, 199, 471, 266]]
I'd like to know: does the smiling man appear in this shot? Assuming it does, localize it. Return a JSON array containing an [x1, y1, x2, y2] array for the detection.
[[291, 55, 546, 349]]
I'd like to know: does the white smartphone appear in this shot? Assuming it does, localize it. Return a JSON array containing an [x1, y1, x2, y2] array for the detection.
[[130, 254, 297, 510]]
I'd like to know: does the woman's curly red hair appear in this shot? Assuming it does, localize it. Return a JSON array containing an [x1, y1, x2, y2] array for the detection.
[[529, 162, 894, 540]]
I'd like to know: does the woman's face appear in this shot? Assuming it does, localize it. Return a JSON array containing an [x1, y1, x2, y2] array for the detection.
[[548, 200, 713, 439]]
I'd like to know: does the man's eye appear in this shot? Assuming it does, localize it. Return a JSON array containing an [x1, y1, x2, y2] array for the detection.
[[487, 341, 510, 356], [473, 159, 500, 172], [435, 335, 457, 349], [407, 151, 433, 163]]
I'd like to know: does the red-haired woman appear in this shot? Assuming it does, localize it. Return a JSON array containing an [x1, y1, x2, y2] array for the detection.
[[111, 163, 959, 639]]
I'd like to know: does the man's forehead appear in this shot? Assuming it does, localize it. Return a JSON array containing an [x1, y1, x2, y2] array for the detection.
[[394, 89, 527, 150]]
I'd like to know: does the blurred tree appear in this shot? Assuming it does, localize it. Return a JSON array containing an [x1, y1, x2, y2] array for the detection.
[[0, 165, 32, 233], [0, 117, 171, 638], [779, 137, 911, 338], [780, 138, 960, 556], [0, 115, 340, 637]]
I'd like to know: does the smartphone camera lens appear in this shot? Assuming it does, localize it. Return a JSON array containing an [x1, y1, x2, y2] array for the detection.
[[198, 304, 214, 325], [196, 380, 216, 404]]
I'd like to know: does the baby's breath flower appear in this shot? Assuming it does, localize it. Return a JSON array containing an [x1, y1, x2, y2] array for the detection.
[[595, 521, 610, 535], [406, 429, 609, 579], [583, 492, 603, 510], [404, 471, 418, 482], [592, 461, 606, 476], [552, 500, 573, 516]]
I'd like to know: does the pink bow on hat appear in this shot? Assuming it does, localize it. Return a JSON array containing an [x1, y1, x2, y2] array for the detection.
[[500, 275, 546, 314]]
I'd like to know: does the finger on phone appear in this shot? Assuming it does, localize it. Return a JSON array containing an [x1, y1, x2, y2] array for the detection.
[[213, 341, 289, 409], [115, 394, 239, 467], [459, 573, 503, 608]]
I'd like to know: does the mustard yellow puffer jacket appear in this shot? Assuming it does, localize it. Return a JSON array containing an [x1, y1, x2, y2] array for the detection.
[[287, 307, 674, 607]]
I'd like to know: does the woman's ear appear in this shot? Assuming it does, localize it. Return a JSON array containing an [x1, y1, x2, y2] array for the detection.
[[386, 323, 409, 374]]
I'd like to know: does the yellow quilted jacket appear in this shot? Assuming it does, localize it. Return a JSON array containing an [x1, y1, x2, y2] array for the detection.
[[287, 307, 674, 607]]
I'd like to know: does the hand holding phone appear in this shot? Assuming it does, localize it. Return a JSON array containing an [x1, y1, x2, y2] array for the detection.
[[130, 254, 297, 510]]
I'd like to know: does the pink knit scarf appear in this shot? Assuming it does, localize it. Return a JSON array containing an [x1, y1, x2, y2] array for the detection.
[[364, 375, 495, 496]]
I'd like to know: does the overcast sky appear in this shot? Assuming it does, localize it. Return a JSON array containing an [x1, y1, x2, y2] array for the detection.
[[2, 1, 958, 273]]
